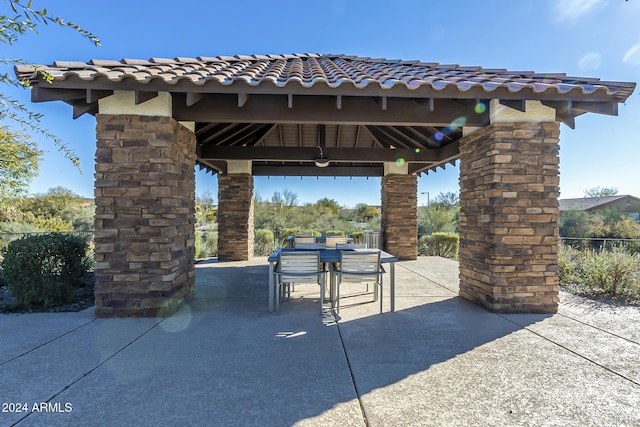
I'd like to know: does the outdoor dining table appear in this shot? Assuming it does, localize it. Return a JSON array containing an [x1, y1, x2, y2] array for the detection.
[[267, 247, 398, 313]]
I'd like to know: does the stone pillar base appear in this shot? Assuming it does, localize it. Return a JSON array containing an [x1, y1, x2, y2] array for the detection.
[[458, 122, 560, 313], [217, 174, 254, 261], [381, 174, 418, 260], [94, 114, 196, 318]]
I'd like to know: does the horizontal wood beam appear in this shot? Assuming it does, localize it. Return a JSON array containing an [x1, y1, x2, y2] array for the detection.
[[199, 144, 459, 163], [31, 86, 84, 102], [252, 164, 384, 177], [173, 94, 489, 126]]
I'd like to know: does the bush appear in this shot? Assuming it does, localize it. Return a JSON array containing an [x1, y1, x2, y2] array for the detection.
[[1, 233, 89, 308], [350, 231, 364, 243], [419, 232, 459, 259], [195, 231, 218, 258], [324, 230, 345, 236], [559, 245, 640, 300], [254, 229, 275, 256]]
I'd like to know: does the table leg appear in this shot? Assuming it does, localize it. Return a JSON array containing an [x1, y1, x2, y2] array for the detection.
[[268, 261, 274, 313], [390, 262, 395, 312]]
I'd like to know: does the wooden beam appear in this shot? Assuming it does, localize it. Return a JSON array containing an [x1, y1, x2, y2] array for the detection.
[[238, 93, 249, 107], [32, 86, 84, 103], [172, 94, 489, 126], [135, 91, 158, 104], [252, 164, 384, 177], [71, 101, 97, 119], [86, 89, 113, 103], [186, 92, 204, 106], [570, 101, 618, 116], [199, 145, 455, 163], [499, 99, 526, 112]]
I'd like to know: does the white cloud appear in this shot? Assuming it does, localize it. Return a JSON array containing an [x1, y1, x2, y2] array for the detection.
[[552, 0, 602, 24]]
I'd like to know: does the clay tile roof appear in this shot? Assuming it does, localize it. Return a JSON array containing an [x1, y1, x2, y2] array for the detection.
[[13, 53, 636, 102]]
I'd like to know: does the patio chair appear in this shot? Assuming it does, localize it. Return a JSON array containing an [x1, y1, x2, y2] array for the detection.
[[335, 242, 370, 290], [294, 242, 326, 249], [294, 235, 316, 245], [325, 234, 347, 249], [273, 251, 326, 313], [334, 251, 384, 314], [335, 243, 367, 249]]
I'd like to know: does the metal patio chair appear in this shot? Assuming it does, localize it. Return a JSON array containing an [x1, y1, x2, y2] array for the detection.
[[273, 251, 326, 313], [333, 251, 384, 314]]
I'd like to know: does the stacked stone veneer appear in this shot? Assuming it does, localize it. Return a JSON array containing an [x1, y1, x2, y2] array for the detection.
[[458, 122, 560, 313], [217, 174, 254, 260], [381, 174, 418, 260], [94, 114, 196, 318]]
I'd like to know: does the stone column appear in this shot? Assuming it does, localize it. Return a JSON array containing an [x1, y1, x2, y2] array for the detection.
[[381, 163, 418, 260], [93, 92, 196, 318], [458, 117, 560, 313], [217, 161, 254, 261]]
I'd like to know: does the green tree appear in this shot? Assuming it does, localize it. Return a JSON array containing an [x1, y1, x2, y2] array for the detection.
[[431, 191, 459, 209], [559, 209, 591, 238], [18, 186, 78, 219], [584, 186, 618, 197], [0, 125, 41, 201], [1, 0, 100, 167]]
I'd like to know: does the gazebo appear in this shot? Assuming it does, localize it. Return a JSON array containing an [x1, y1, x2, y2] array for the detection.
[[16, 53, 635, 318]]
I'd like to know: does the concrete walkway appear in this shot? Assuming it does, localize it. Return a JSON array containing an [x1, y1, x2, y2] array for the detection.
[[1, 257, 639, 426]]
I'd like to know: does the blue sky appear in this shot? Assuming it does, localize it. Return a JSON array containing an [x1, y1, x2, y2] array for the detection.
[[2, 0, 639, 207]]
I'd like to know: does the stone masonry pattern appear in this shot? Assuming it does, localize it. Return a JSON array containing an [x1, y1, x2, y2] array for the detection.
[[94, 114, 196, 318], [382, 174, 418, 260], [458, 122, 560, 313], [217, 174, 255, 261]]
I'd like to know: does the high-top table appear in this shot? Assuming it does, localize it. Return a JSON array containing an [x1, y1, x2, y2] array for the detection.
[[267, 248, 398, 313]]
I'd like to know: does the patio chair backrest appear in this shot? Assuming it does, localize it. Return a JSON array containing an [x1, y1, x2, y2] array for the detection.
[[339, 251, 382, 283], [294, 242, 326, 249], [294, 235, 316, 245], [336, 243, 367, 249], [277, 251, 322, 282], [325, 235, 347, 249]]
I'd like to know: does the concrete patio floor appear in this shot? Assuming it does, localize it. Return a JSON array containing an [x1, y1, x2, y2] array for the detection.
[[1, 256, 639, 426]]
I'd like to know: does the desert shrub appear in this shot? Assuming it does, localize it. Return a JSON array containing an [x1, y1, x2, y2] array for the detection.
[[350, 231, 364, 243], [1, 233, 89, 308], [419, 232, 459, 259], [559, 245, 581, 285], [254, 229, 275, 256], [195, 230, 218, 258], [560, 245, 640, 300]]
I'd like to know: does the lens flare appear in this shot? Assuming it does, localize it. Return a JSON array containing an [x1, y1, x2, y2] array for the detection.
[[450, 116, 467, 129], [434, 132, 444, 141], [414, 148, 421, 153], [474, 102, 487, 114], [623, 44, 640, 66], [395, 158, 405, 166], [578, 52, 602, 71], [160, 304, 192, 333]]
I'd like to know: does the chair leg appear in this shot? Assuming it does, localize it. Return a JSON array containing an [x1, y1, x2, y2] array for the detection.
[[336, 277, 341, 314], [319, 275, 324, 313], [379, 276, 383, 314]]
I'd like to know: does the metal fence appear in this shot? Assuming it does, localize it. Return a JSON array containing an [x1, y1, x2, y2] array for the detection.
[[561, 237, 640, 253]]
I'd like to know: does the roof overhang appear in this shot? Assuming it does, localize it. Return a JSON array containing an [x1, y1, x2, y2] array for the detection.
[[16, 53, 636, 177]]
